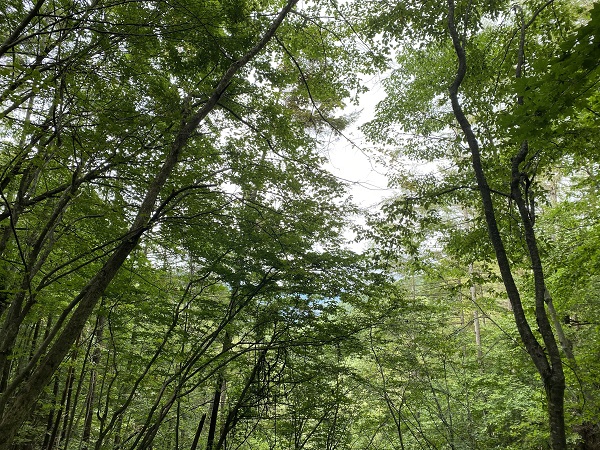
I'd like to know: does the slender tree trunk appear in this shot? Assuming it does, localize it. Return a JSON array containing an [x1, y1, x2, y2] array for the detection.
[[42, 375, 60, 450], [113, 415, 123, 449], [473, 310, 481, 360], [545, 289, 574, 361], [207, 330, 232, 450], [190, 413, 206, 450], [44, 338, 79, 450], [175, 399, 181, 450], [214, 347, 270, 450], [470, 264, 482, 364], [58, 351, 77, 446], [46, 378, 65, 450], [63, 332, 92, 450], [446, 1, 566, 448], [206, 376, 224, 450], [82, 315, 105, 450]]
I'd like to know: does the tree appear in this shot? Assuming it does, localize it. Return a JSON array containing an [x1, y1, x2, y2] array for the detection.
[[360, 0, 600, 448], [0, 0, 373, 446]]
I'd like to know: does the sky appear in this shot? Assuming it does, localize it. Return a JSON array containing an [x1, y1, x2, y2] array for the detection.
[[319, 78, 398, 251], [324, 78, 396, 211]]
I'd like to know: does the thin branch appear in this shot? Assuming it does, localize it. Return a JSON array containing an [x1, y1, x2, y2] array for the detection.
[[0, 0, 47, 58]]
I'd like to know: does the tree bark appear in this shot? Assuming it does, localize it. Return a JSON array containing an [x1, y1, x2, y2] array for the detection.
[[469, 264, 482, 364], [446, 1, 566, 448], [41, 375, 60, 450], [206, 331, 232, 450], [82, 315, 105, 450], [206, 375, 225, 450], [189, 413, 206, 450]]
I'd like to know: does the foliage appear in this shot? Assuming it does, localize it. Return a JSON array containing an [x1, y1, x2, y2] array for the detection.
[[1, 0, 600, 449]]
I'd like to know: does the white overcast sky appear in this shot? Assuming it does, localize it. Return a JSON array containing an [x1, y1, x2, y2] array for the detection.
[[324, 76, 396, 211]]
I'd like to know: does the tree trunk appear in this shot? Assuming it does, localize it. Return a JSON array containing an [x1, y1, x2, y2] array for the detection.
[[82, 315, 105, 450], [545, 289, 575, 361], [42, 375, 60, 450], [206, 376, 225, 450], [189, 413, 206, 450], [446, 1, 566, 448], [469, 264, 482, 364], [207, 330, 232, 450], [175, 398, 181, 450], [58, 356, 77, 447]]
